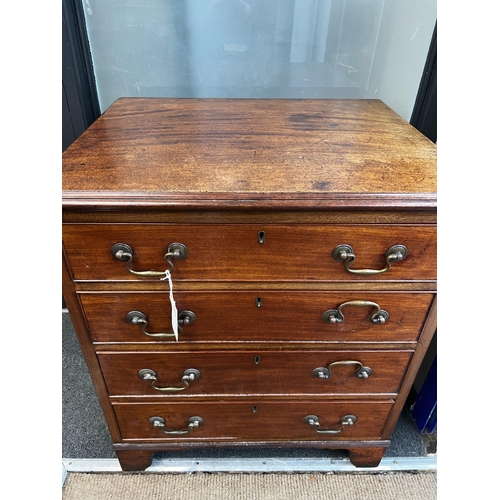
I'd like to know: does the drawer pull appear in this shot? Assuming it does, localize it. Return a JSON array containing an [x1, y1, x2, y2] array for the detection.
[[149, 416, 203, 435], [323, 300, 389, 324], [138, 368, 200, 391], [332, 244, 407, 275], [126, 310, 196, 338], [313, 361, 373, 380], [303, 414, 357, 434], [111, 242, 187, 276]]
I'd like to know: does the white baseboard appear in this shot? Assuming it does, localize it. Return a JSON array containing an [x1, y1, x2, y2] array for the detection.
[[62, 455, 437, 475]]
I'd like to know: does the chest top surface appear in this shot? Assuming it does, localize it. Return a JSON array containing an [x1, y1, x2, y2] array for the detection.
[[62, 98, 436, 210]]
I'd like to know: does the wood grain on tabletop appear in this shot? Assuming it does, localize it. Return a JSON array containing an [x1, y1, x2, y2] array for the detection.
[[62, 98, 437, 200]]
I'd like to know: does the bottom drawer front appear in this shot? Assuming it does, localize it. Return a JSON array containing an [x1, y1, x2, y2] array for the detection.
[[114, 401, 393, 441]]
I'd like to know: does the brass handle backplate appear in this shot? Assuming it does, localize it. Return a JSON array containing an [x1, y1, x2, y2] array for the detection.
[[149, 416, 203, 435], [322, 300, 389, 325], [127, 310, 196, 338], [138, 368, 200, 391], [303, 414, 357, 434], [111, 242, 187, 276], [312, 360, 373, 380], [332, 244, 407, 275]]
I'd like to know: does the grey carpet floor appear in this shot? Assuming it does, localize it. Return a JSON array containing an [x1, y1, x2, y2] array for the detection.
[[62, 312, 427, 460], [62, 471, 437, 500]]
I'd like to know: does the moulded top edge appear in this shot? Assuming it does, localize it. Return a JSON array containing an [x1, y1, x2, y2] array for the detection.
[[62, 191, 437, 211]]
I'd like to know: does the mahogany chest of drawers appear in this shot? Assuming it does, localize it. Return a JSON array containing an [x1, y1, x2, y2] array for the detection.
[[62, 98, 437, 471]]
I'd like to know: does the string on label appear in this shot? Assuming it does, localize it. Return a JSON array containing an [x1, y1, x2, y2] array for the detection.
[[160, 270, 178, 341]]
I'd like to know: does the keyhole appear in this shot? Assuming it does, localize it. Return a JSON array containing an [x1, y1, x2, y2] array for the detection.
[[252, 406, 258, 413], [255, 297, 263, 308], [255, 356, 261, 365], [258, 231, 266, 244]]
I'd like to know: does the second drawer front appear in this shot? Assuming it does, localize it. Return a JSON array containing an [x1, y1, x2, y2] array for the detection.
[[98, 350, 412, 397], [81, 292, 434, 344], [113, 400, 394, 441]]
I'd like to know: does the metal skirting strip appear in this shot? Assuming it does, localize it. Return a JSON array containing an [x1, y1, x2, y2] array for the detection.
[[62, 455, 436, 475], [62, 463, 68, 485]]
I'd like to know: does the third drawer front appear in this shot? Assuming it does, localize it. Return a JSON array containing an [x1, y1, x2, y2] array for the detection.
[[113, 400, 394, 441], [98, 350, 413, 397], [63, 224, 436, 281], [81, 291, 434, 343]]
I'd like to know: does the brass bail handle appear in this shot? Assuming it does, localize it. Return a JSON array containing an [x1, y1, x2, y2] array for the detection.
[[138, 368, 200, 392], [149, 416, 203, 435], [332, 244, 407, 275], [111, 242, 187, 276], [126, 310, 196, 338], [313, 360, 373, 380], [322, 300, 389, 324], [303, 414, 357, 434]]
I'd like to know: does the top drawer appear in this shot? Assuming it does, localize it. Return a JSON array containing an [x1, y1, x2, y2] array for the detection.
[[63, 224, 436, 282]]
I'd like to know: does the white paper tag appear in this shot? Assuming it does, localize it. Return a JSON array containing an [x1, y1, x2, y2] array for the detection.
[[160, 270, 178, 341]]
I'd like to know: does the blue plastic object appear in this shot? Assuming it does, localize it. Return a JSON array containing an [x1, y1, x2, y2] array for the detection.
[[411, 357, 437, 434]]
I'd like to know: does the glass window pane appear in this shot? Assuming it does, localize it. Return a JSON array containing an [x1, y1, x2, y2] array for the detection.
[[82, 0, 436, 120]]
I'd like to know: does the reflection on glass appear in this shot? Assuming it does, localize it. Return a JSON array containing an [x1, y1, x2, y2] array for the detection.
[[82, 0, 435, 119]]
